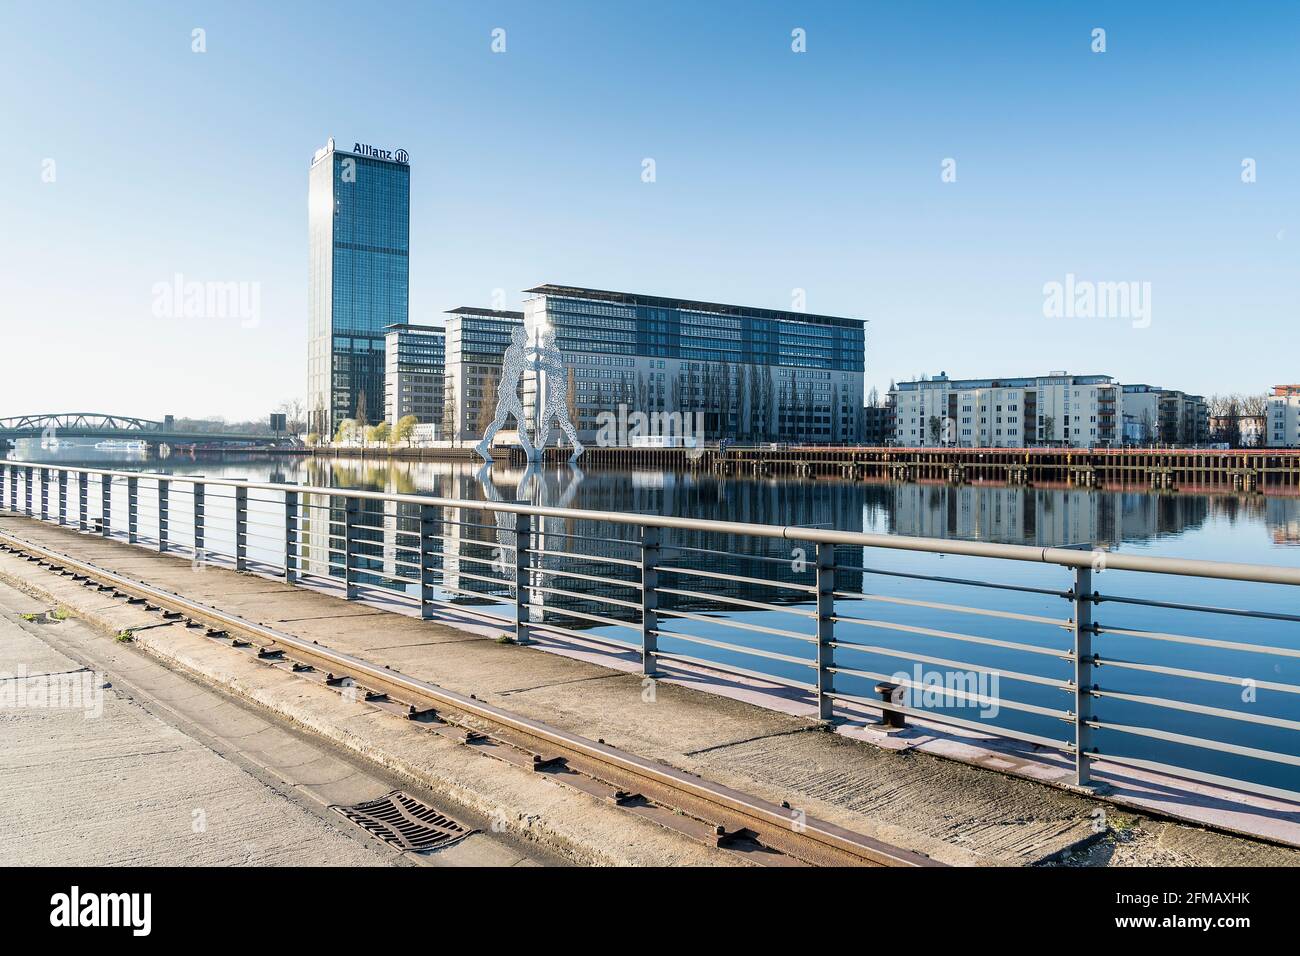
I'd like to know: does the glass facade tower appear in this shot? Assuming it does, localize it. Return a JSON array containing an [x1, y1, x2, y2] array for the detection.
[[308, 138, 410, 436]]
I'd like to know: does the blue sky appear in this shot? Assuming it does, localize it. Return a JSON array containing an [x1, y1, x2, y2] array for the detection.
[[1, 1, 1295, 420]]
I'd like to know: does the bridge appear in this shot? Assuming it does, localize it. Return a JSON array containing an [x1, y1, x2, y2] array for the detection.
[[0, 413, 289, 450]]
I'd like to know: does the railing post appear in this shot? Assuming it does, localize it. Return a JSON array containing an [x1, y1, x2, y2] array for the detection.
[[514, 512, 532, 644], [1073, 565, 1098, 786], [344, 496, 360, 599], [40, 468, 50, 520], [418, 503, 435, 619], [815, 541, 836, 723], [77, 473, 88, 531], [283, 489, 298, 582], [24, 466, 33, 516], [0, 464, 9, 510], [99, 474, 111, 536], [57, 470, 67, 526], [234, 485, 248, 570], [157, 479, 169, 552], [640, 525, 660, 675], [193, 482, 205, 556], [127, 475, 139, 544]]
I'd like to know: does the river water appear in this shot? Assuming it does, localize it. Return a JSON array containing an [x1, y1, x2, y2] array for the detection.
[[10, 448, 1300, 797]]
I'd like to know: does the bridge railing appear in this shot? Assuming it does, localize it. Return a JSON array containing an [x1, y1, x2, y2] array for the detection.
[[2, 459, 1299, 803]]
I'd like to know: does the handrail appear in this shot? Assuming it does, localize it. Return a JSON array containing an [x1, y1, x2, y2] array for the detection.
[[5, 460, 1299, 585], [3, 459, 1299, 804]]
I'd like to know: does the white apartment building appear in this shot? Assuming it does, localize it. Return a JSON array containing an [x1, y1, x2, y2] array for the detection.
[[889, 372, 1119, 448], [1267, 386, 1300, 448]]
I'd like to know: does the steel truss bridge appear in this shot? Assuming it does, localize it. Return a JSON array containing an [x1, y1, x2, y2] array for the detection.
[[0, 413, 285, 446]]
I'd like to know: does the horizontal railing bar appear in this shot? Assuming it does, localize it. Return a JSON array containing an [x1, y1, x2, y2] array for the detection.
[[526, 617, 641, 652], [832, 614, 1068, 658], [655, 587, 818, 618], [650, 629, 816, 668], [834, 590, 1067, 627], [837, 563, 1072, 599], [828, 688, 1074, 750], [534, 604, 640, 632], [1095, 591, 1300, 623], [1099, 657, 1300, 695], [657, 564, 816, 593], [529, 565, 639, 590], [654, 606, 815, 642], [650, 649, 818, 692], [1088, 750, 1300, 804], [827, 665, 1067, 719], [1094, 688, 1300, 731], [11, 461, 1298, 585], [525, 582, 642, 610], [829, 641, 1069, 688], [530, 547, 642, 569], [1092, 720, 1300, 767], [1097, 624, 1300, 659], [671, 544, 813, 567]]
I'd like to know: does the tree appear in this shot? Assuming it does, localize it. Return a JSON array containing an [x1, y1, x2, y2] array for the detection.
[[355, 390, 369, 429], [566, 366, 577, 426], [442, 374, 456, 440], [333, 418, 357, 445], [305, 432, 320, 448], [928, 415, 942, 446], [1040, 415, 1055, 445], [368, 422, 390, 444], [394, 415, 418, 447]]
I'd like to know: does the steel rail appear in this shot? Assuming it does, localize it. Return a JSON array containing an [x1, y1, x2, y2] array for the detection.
[[8, 461, 1300, 585], [0, 526, 939, 867]]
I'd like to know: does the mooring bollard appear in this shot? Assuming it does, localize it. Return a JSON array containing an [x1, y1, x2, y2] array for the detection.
[[874, 680, 907, 730]]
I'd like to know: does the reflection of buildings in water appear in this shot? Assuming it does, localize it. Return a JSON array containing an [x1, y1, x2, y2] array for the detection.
[[885, 484, 1211, 548], [1263, 497, 1300, 545]]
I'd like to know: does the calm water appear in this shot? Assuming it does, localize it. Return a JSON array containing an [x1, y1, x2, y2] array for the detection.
[[10, 448, 1300, 796]]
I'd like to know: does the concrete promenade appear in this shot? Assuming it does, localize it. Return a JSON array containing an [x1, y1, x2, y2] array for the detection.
[[1, 512, 1296, 867]]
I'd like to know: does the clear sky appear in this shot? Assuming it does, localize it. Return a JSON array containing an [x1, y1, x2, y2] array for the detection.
[[2, 1, 1295, 421]]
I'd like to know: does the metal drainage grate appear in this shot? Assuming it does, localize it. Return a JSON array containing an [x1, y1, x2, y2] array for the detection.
[[331, 790, 475, 853]]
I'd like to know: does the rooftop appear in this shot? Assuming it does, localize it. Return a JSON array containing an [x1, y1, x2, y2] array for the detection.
[[444, 307, 524, 320], [523, 283, 867, 328]]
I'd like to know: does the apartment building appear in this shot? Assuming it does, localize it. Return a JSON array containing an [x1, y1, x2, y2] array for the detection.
[[1267, 385, 1300, 448]]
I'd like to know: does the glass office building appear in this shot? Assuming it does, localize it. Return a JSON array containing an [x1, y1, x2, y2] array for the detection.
[[308, 138, 410, 436], [520, 285, 866, 444]]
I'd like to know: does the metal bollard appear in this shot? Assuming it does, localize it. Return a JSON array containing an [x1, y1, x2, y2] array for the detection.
[[874, 681, 907, 730]]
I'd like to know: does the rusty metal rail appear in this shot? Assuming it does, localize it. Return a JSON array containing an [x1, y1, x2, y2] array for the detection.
[[0, 525, 940, 868]]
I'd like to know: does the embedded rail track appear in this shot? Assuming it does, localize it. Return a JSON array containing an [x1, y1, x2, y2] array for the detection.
[[0, 526, 941, 868]]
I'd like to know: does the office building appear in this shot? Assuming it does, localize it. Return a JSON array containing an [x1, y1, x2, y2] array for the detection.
[[443, 307, 525, 441], [1267, 385, 1300, 448], [384, 324, 445, 429], [307, 137, 410, 436], [518, 284, 866, 445]]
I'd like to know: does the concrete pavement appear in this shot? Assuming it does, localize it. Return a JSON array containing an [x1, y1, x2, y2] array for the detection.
[[0, 577, 549, 867]]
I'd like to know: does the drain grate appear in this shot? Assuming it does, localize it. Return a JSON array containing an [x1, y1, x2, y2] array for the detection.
[[331, 790, 475, 852]]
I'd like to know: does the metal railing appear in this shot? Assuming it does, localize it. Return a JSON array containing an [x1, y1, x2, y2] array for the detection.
[[3, 459, 1299, 802]]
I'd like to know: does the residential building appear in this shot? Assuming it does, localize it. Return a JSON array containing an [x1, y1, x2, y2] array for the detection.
[[519, 284, 866, 446], [889, 372, 1120, 448], [307, 138, 411, 436], [384, 324, 445, 429], [1121, 385, 1209, 445], [443, 307, 525, 441], [1267, 385, 1300, 448]]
